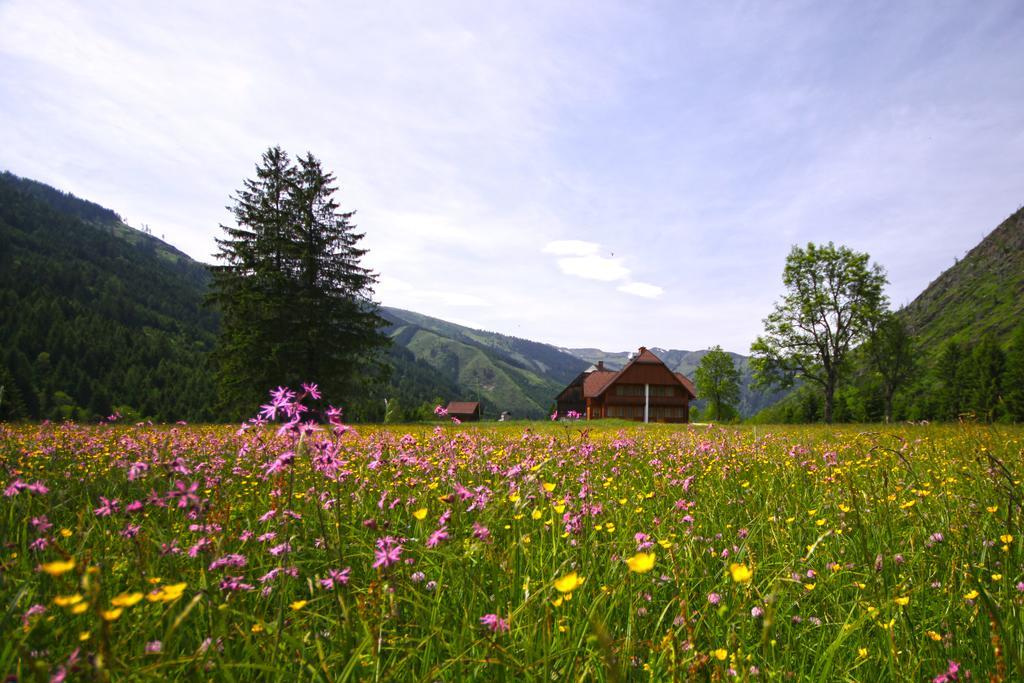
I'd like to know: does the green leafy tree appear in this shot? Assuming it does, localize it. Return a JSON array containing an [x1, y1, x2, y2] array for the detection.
[[1004, 324, 1024, 422], [751, 242, 888, 423], [864, 313, 916, 422], [694, 345, 741, 421], [209, 147, 390, 416]]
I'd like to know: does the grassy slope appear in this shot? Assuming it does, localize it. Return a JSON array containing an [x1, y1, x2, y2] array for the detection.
[[899, 206, 1024, 353]]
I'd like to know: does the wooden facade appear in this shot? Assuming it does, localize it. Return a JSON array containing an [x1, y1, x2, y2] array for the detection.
[[555, 348, 696, 423], [445, 401, 481, 422]]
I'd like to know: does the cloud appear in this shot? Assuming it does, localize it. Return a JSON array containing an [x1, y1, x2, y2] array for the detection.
[[617, 282, 664, 298], [556, 254, 631, 282]]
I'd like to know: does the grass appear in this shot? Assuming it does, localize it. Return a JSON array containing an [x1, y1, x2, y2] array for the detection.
[[1, 411, 1022, 680]]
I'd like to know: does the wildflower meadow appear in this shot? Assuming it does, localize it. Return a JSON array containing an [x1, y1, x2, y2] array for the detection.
[[2, 386, 1022, 680]]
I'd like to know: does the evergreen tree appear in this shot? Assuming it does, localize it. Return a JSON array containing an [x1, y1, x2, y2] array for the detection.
[[1003, 324, 1024, 421], [209, 147, 389, 416], [933, 340, 968, 420], [966, 335, 1005, 422], [694, 345, 741, 421]]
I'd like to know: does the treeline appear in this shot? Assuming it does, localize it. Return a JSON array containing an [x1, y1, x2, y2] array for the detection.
[[752, 325, 1024, 424]]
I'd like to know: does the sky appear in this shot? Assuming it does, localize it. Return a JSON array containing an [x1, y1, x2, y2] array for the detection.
[[2, 1, 1023, 354]]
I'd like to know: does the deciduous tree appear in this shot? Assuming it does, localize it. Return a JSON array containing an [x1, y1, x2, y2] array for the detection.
[[751, 242, 887, 423], [694, 345, 741, 421]]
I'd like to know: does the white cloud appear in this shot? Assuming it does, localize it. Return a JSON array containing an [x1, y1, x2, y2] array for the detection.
[[556, 254, 630, 282], [617, 282, 664, 298], [542, 240, 599, 256]]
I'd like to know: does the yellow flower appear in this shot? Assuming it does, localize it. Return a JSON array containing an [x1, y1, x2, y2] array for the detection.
[[1000, 534, 1013, 544], [991, 574, 1003, 582], [625, 552, 656, 574], [251, 623, 264, 633], [101, 608, 123, 621], [713, 648, 728, 661], [553, 503, 566, 514], [60, 528, 73, 538], [804, 582, 816, 591], [987, 505, 998, 513], [857, 647, 868, 658], [147, 582, 187, 603], [53, 594, 83, 607], [40, 559, 75, 576], [412, 507, 428, 521], [111, 592, 144, 607], [542, 482, 556, 492], [79, 631, 91, 642], [657, 539, 672, 549], [964, 590, 979, 600], [551, 596, 564, 607], [554, 571, 584, 593], [71, 603, 88, 615], [926, 630, 942, 642], [729, 563, 752, 584], [290, 600, 308, 610], [894, 596, 910, 606], [531, 509, 543, 520]]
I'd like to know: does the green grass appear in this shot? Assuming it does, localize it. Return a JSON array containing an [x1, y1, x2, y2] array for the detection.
[[1, 420, 1022, 680]]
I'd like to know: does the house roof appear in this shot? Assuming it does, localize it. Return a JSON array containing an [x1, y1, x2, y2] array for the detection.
[[582, 370, 619, 397], [446, 401, 480, 414], [579, 347, 697, 399]]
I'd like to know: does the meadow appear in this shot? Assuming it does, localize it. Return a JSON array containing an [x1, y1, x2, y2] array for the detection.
[[2, 387, 1022, 681]]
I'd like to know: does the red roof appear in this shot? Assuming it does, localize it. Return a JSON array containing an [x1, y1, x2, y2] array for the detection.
[[582, 370, 619, 397], [581, 347, 696, 399], [446, 401, 480, 414]]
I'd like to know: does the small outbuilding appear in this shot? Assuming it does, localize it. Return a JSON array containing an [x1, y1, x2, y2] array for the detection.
[[445, 401, 481, 422]]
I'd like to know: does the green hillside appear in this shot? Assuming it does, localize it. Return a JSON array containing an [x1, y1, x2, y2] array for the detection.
[[899, 206, 1024, 355], [564, 347, 784, 418], [382, 308, 589, 419]]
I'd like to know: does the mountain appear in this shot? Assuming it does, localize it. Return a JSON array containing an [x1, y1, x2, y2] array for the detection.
[[561, 347, 784, 418], [380, 307, 589, 419], [899, 206, 1024, 354], [0, 171, 590, 421], [0, 170, 789, 422], [0, 171, 219, 421]]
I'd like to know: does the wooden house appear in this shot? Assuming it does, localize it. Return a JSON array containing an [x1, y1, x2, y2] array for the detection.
[[555, 347, 695, 423], [445, 401, 481, 422]]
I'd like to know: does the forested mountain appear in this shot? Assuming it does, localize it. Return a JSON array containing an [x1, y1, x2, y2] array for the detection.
[[0, 171, 219, 421], [563, 347, 784, 418], [0, 172, 585, 422]]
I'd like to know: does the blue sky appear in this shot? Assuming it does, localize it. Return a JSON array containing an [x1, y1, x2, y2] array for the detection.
[[2, 1, 1023, 353]]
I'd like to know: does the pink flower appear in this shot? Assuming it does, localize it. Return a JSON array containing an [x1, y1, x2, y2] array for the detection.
[[427, 527, 449, 548], [319, 568, 351, 590], [373, 536, 403, 569], [94, 497, 119, 517], [479, 613, 509, 633]]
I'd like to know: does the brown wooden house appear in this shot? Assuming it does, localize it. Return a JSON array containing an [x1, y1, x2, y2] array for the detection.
[[445, 401, 481, 422], [555, 347, 695, 423]]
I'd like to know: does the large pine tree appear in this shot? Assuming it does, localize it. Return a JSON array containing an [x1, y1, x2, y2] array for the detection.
[[209, 147, 389, 417]]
